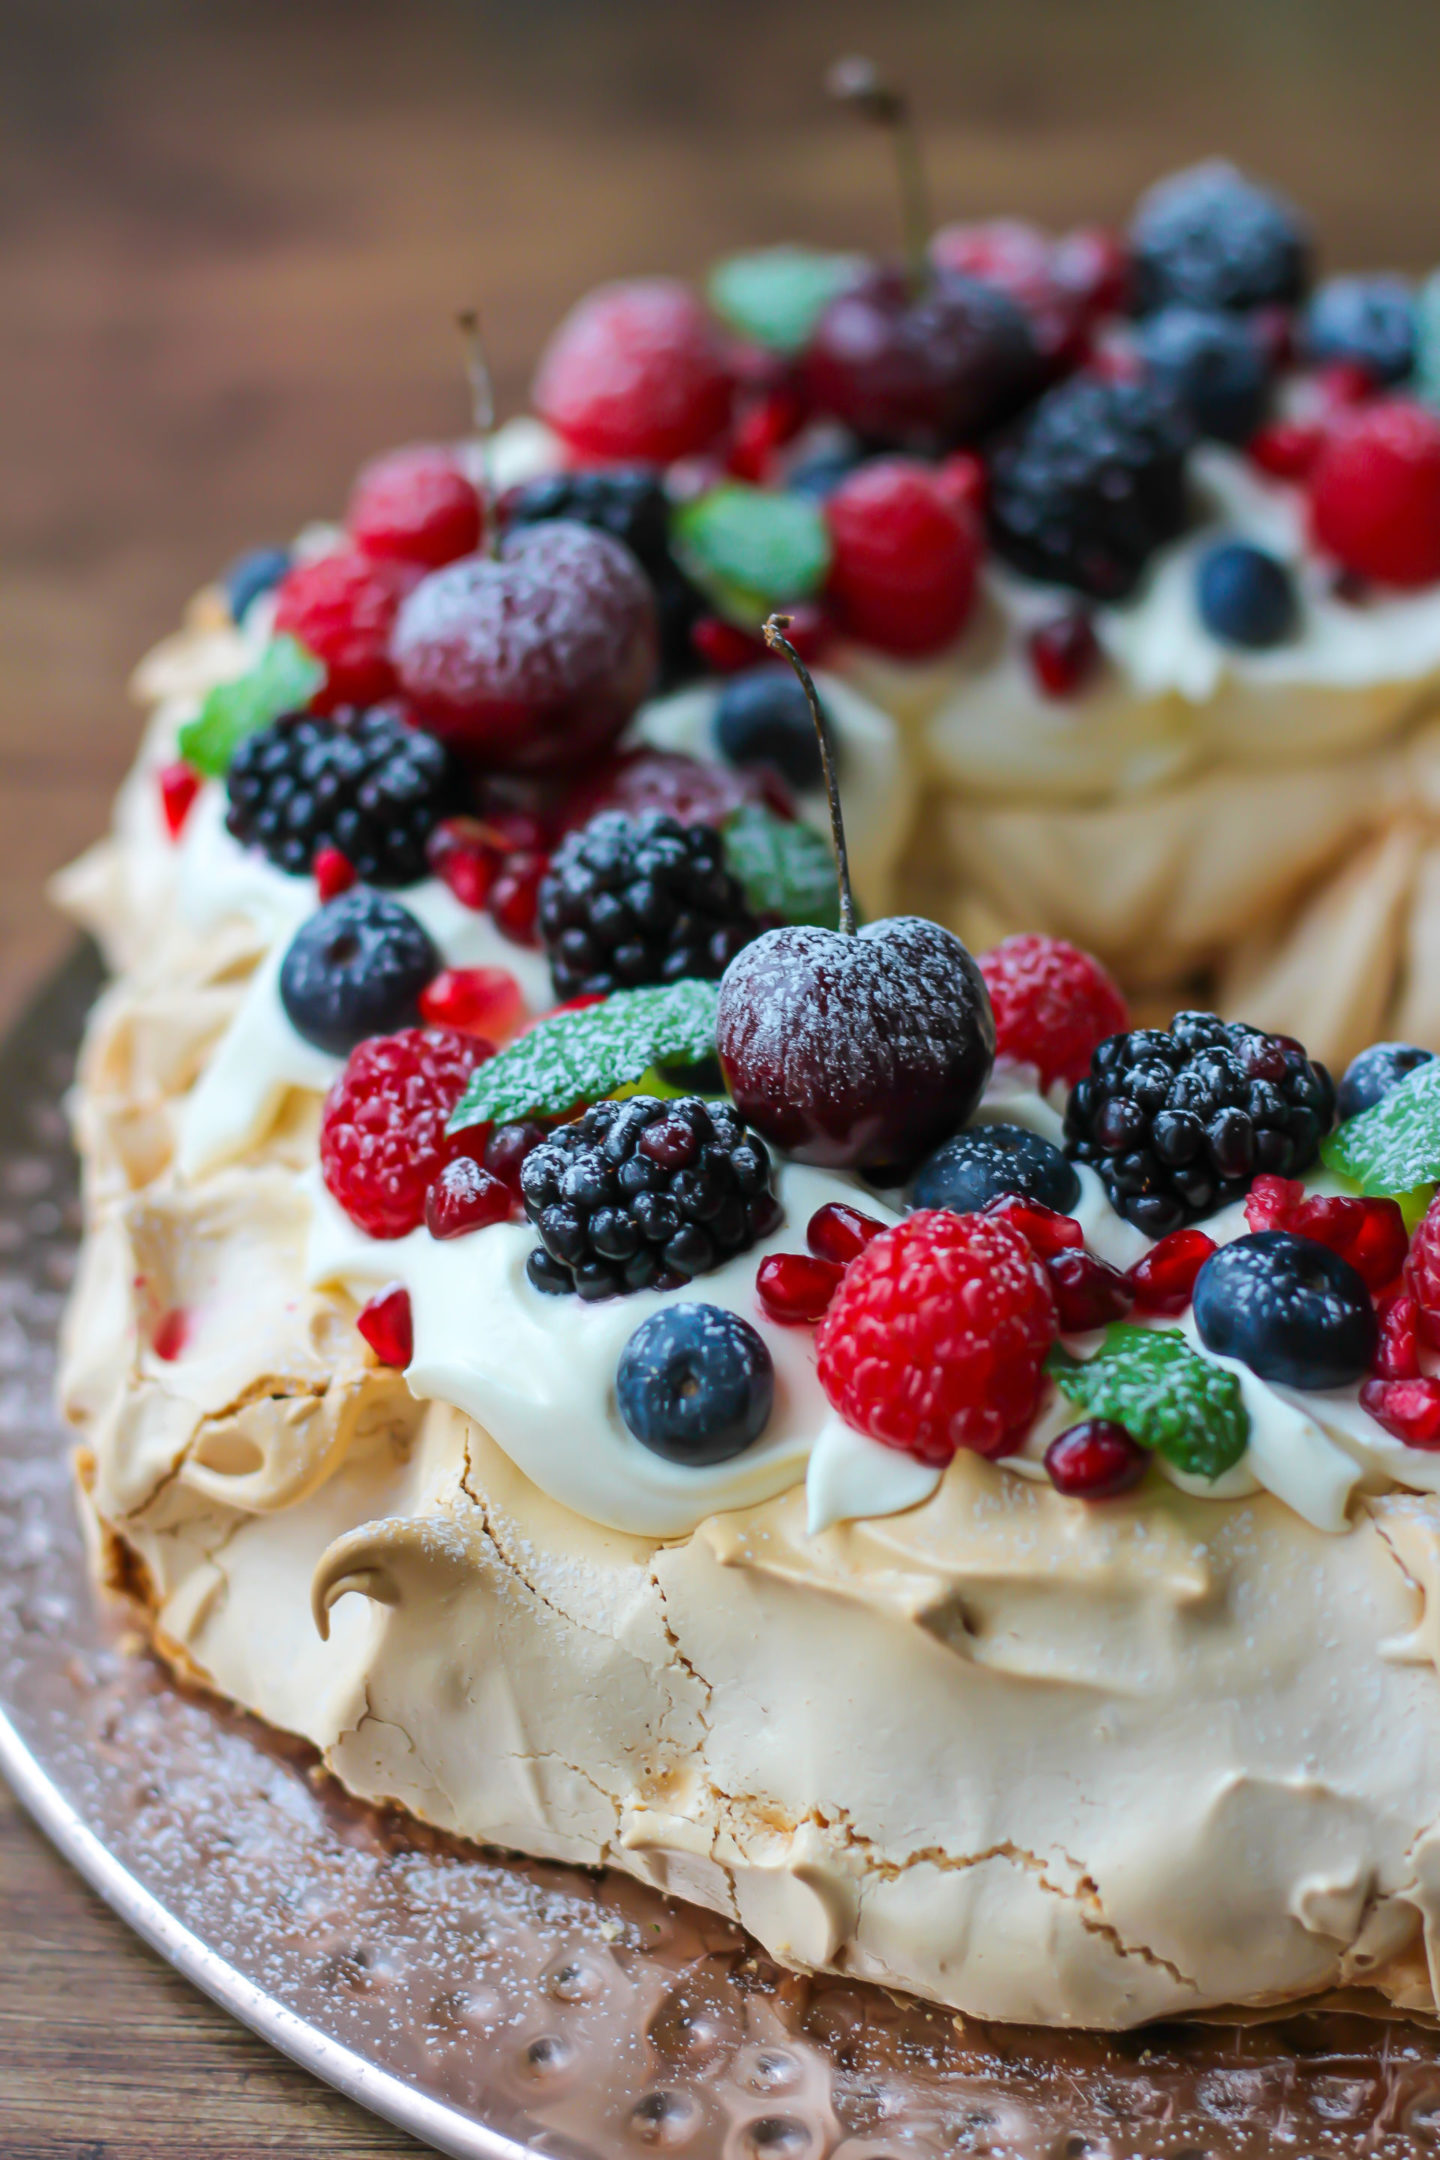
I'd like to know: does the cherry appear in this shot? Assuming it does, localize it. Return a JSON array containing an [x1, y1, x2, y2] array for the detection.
[[1044, 1419, 1148, 1499], [559, 748, 783, 837], [716, 618, 994, 1174], [391, 521, 658, 771]]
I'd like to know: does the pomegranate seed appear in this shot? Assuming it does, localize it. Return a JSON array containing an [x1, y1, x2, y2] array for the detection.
[[1046, 1249, 1133, 1332], [981, 1193, 1084, 1259], [1126, 1228, 1218, 1316], [1375, 1293, 1422, 1381], [808, 1201, 887, 1265], [427, 817, 496, 911], [479, 807, 549, 853], [691, 615, 766, 673], [1248, 420, 1324, 481], [1317, 360, 1376, 412], [1246, 1175, 1408, 1293], [1361, 1376, 1440, 1450], [419, 966, 525, 1043], [484, 1120, 547, 1199], [425, 1156, 512, 1240], [757, 1251, 844, 1325], [152, 1308, 187, 1361], [1045, 1418, 1148, 1499], [727, 386, 805, 483], [313, 845, 357, 902], [158, 761, 200, 840], [489, 851, 549, 945], [357, 1284, 413, 1366], [1026, 612, 1101, 698], [934, 451, 987, 521]]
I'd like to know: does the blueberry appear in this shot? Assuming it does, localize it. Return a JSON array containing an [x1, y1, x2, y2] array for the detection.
[[1196, 542, 1298, 650], [1337, 1040, 1436, 1122], [1133, 307, 1270, 444], [279, 888, 438, 1056], [1305, 275, 1416, 387], [713, 666, 829, 793], [1193, 1230, 1376, 1390], [786, 448, 864, 500], [616, 1303, 774, 1465], [223, 545, 291, 624], [908, 1123, 1080, 1216]]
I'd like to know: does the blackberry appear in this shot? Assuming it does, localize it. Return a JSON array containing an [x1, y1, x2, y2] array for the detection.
[[503, 468, 705, 690], [1132, 306, 1271, 444], [538, 810, 759, 1001], [988, 377, 1193, 601], [1129, 161, 1311, 317], [520, 1094, 781, 1300], [1304, 276, 1417, 387], [1064, 1011, 1336, 1238], [226, 706, 463, 885]]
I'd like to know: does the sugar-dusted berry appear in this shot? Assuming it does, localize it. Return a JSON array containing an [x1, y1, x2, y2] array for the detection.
[[1309, 399, 1440, 588], [424, 1155, 513, 1240], [348, 444, 483, 569], [824, 458, 980, 657], [273, 550, 419, 710], [533, 279, 734, 465], [816, 1210, 1057, 1466], [978, 934, 1128, 1091], [321, 1028, 486, 1240]]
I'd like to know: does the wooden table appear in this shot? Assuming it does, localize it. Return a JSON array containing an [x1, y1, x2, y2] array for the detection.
[[4, 0, 1440, 2147]]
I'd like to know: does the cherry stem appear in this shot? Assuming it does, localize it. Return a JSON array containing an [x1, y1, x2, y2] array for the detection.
[[827, 55, 931, 298], [456, 308, 499, 557], [763, 615, 855, 936]]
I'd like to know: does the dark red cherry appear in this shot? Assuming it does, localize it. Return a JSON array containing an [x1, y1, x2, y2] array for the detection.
[[391, 520, 657, 773], [802, 265, 1043, 452]]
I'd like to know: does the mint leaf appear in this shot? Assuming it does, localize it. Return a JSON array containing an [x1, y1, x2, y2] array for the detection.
[[1321, 1059, 1440, 1195], [447, 980, 722, 1133], [707, 247, 863, 355], [1046, 1325, 1249, 1481], [673, 485, 831, 623], [177, 635, 324, 777], [722, 803, 839, 929]]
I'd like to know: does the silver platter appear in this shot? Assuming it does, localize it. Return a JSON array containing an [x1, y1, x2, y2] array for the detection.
[[5, 945, 1440, 2160]]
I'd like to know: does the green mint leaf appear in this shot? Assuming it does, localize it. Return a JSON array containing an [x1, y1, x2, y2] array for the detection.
[[673, 485, 832, 624], [447, 980, 722, 1133], [177, 635, 325, 778], [1046, 1325, 1249, 1481], [1321, 1059, 1440, 1195], [707, 247, 864, 355], [722, 803, 839, 929]]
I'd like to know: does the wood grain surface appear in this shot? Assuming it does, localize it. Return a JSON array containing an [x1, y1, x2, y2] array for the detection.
[[5, 0, 1440, 2149]]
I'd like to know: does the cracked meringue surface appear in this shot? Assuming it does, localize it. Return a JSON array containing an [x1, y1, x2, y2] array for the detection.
[[47, 592, 1440, 2030]]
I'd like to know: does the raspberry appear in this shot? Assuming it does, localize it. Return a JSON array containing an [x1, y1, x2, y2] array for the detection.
[[1245, 1173, 1408, 1293], [816, 1211, 1057, 1466], [320, 1028, 486, 1239], [348, 444, 483, 569], [1406, 1193, 1440, 1347], [1309, 400, 1440, 588], [977, 935, 1129, 1090], [824, 458, 980, 657], [273, 550, 419, 710], [533, 279, 734, 465]]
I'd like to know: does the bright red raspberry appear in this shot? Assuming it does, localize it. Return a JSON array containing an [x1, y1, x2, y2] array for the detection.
[[1246, 1174, 1409, 1293], [977, 934, 1129, 1090], [320, 1028, 487, 1239], [1406, 1193, 1440, 1347], [356, 1284, 413, 1367], [533, 279, 735, 464], [816, 1211, 1057, 1466], [419, 966, 525, 1044], [1044, 1418, 1147, 1499], [756, 1251, 844, 1325], [1375, 1292, 1422, 1380], [273, 550, 419, 709], [348, 444, 483, 569], [1360, 1376, 1440, 1450], [1126, 1227, 1217, 1316], [158, 760, 201, 840], [807, 1201, 887, 1265], [313, 845, 356, 902], [424, 1155, 512, 1240], [825, 459, 980, 657], [1309, 399, 1440, 588], [1026, 612, 1101, 698]]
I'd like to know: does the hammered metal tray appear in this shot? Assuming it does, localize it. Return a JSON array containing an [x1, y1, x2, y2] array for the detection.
[[6, 947, 1440, 2160]]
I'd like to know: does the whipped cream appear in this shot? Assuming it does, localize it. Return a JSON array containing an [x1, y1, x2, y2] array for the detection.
[[173, 789, 552, 1178]]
